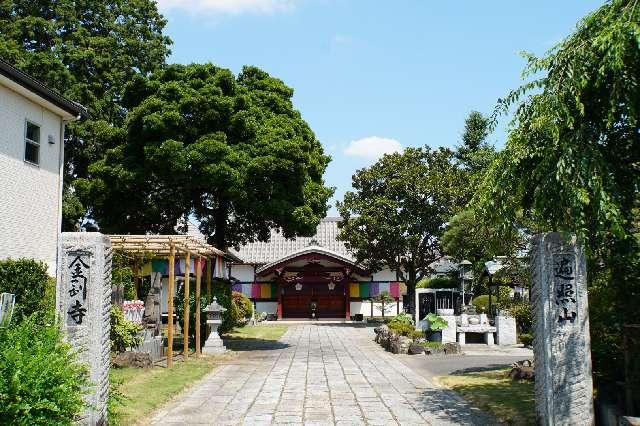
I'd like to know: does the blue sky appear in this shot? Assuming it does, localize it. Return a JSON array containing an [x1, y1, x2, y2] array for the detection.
[[158, 0, 603, 214]]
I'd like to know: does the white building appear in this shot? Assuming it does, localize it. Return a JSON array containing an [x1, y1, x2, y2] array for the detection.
[[0, 59, 86, 274], [188, 218, 408, 320]]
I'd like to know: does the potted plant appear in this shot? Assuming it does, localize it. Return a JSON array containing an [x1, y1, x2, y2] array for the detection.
[[424, 312, 448, 342]]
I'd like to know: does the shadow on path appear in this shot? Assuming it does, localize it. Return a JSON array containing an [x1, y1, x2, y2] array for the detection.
[[450, 363, 514, 375], [415, 388, 498, 425], [222, 336, 290, 351]]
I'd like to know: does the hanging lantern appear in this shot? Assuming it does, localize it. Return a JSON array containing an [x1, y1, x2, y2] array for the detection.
[[327, 282, 336, 291], [295, 282, 303, 291]]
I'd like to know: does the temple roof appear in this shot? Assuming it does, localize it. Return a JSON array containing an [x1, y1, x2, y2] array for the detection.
[[255, 245, 361, 275], [188, 217, 354, 265], [231, 217, 354, 264]]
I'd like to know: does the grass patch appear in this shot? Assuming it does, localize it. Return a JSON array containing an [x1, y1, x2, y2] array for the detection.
[[436, 369, 535, 425], [421, 341, 443, 349], [109, 356, 222, 425], [224, 324, 289, 340]]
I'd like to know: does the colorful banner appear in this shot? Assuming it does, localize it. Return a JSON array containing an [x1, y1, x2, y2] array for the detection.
[[151, 259, 167, 274], [359, 282, 370, 298], [349, 282, 360, 297], [233, 282, 277, 299], [348, 281, 407, 298], [251, 283, 261, 298], [371, 282, 379, 296]]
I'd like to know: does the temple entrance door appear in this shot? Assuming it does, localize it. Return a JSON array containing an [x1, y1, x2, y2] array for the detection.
[[281, 282, 345, 318]]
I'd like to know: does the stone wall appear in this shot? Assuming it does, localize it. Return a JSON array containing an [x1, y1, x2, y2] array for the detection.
[[530, 232, 594, 425], [57, 233, 112, 425]]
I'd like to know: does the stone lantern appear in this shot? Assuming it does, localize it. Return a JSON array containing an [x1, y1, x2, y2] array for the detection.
[[202, 296, 227, 354]]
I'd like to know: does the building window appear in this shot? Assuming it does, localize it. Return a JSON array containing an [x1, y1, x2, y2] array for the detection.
[[24, 121, 40, 165]]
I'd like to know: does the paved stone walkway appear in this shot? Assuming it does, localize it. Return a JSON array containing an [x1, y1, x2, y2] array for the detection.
[[151, 325, 494, 425]]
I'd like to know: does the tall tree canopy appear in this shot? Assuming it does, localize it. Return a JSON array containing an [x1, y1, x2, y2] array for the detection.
[[455, 110, 495, 177], [0, 0, 172, 228], [442, 111, 506, 284], [77, 64, 333, 249], [337, 147, 466, 310], [474, 0, 639, 382]]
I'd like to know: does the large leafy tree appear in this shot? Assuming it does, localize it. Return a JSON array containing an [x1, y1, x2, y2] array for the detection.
[[337, 147, 466, 311], [77, 64, 333, 249], [0, 0, 172, 228], [475, 0, 639, 382]]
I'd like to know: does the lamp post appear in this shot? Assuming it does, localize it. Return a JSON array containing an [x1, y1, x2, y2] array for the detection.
[[484, 260, 503, 318], [202, 297, 227, 354], [459, 260, 472, 308]]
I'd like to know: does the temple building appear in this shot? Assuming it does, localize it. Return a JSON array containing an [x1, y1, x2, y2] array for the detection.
[[200, 218, 408, 320]]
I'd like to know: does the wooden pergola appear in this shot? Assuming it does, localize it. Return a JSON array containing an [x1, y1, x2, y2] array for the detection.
[[110, 235, 235, 367]]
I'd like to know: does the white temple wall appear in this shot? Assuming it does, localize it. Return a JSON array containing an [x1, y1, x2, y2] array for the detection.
[[230, 264, 256, 282]]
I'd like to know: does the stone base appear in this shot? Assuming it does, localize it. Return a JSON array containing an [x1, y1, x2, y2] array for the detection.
[[496, 315, 517, 345], [203, 334, 226, 354]]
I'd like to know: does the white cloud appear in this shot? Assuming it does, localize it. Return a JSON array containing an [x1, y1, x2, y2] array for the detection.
[[156, 0, 296, 14], [343, 136, 403, 161]]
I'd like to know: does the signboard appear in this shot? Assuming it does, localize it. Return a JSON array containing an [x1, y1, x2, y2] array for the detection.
[[0, 293, 16, 327], [66, 251, 91, 326], [553, 253, 578, 324]]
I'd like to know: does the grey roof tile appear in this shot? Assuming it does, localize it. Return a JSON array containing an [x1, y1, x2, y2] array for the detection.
[[188, 217, 354, 264]]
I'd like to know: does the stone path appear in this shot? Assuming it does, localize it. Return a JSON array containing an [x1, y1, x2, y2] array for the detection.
[[151, 325, 495, 425]]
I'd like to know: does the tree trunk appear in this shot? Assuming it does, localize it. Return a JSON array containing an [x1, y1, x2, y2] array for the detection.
[[406, 268, 417, 315], [212, 200, 229, 250]]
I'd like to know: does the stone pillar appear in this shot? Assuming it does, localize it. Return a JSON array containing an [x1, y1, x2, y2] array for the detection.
[[530, 232, 594, 426], [57, 232, 111, 425], [485, 331, 495, 345], [436, 309, 457, 343], [496, 313, 517, 345]]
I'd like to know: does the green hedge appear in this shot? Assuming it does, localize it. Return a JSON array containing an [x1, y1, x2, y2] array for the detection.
[[472, 295, 490, 313], [417, 276, 458, 289], [0, 259, 54, 320], [0, 314, 89, 424]]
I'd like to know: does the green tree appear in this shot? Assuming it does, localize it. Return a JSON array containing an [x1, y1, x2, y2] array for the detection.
[[455, 111, 495, 176], [475, 0, 640, 383], [442, 112, 505, 293], [337, 147, 466, 312], [0, 0, 172, 228], [78, 64, 333, 249]]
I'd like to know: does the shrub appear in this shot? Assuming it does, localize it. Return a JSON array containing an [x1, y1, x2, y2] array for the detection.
[[421, 341, 443, 349], [472, 295, 490, 313], [425, 313, 448, 331], [388, 313, 414, 326], [232, 291, 253, 320], [110, 306, 142, 353], [518, 332, 533, 347], [388, 321, 415, 337], [501, 299, 533, 333], [0, 258, 53, 320], [0, 313, 89, 424], [212, 279, 236, 334], [408, 329, 424, 340]]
